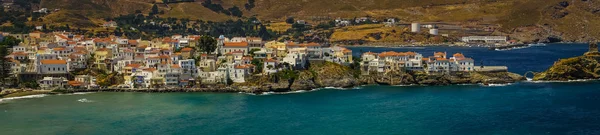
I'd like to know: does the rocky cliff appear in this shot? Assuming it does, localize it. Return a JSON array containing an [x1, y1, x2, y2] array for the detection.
[[236, 61, 524, 93], [533, 56, 600, 81], [360, 71, 524, 85]]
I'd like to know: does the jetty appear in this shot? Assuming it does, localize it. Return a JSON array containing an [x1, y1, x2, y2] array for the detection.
[[489, 44, 528, 51]]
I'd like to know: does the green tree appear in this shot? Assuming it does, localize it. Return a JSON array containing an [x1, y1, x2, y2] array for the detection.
[[228, 6, 243, 17], [0, 46, 11, 87], [248, 48, 261, 56], [196, 35, 218, 54], [1, 36, 21, 47], [150, 4, 159, 16], [251, 59, 263, 74], [258, 25, 271, 40], [286, 17, 295, 24]]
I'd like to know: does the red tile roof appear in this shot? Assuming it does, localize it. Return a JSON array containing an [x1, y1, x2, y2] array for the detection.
[[128, 40, 138, 45], [224, 42, 248, 47], [126, 64, 142, 68], [181, 47, 193, 52], [11, 52, 27, 56], [235, 64, 255, 69], [453, 53, 465, 58], [40, 60, 67, 64], [53, 47, 66, 51], [265, 59, 277, 62]]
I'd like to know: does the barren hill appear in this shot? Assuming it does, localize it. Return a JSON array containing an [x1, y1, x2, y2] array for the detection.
[[37, 0, 600, 42]]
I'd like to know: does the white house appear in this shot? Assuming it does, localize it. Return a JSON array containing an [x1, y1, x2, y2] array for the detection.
[[39, 77, 67, 89], [283, 52, 307, 69], [39, 59, 68, 74], [221, 42, 249, 55], [178, 59, 197, 76], [263, 59, 279, 74], [232, 64, 255, 83]]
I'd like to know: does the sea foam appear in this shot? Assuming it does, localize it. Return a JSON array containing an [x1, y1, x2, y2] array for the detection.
[[525, 78, 600, 83], [0, 94, 48, 103], [77, 98, 94, 103]]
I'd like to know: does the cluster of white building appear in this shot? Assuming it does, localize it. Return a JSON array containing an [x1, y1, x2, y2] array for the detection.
[[360, 51, 475, 74], [4, 32, 354, 89]]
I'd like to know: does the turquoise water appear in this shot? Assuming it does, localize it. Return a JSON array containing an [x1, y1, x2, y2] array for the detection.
[[2, 44, 600, 135]]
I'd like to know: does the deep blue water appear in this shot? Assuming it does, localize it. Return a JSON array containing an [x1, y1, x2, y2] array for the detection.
[[1, 44, 599, 135], [348, 43, 588, 75]]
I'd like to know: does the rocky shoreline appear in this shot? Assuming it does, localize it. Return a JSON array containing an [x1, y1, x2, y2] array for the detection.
[[534, 55, 600, 81], [1, 61, 526, 98]]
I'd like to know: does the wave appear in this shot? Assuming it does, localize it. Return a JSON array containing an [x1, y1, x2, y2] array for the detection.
[[0, 94, 48, 103], [246, 86, 364, 96], [58, 92, 96, 96], [77, 98, 94, 103], [324, 87, 350, 90], [526, 79, 600, 83], [481, 83, 514, 87], [392, 84, 418, 87]]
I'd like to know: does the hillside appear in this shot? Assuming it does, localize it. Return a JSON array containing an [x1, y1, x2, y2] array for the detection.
[[30, 0, 600, 41]]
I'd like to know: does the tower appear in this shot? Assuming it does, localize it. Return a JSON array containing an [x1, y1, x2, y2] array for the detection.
[[589, 42, 598, 53], [411, 23, 421, 33], [584, 42, 600, 56]]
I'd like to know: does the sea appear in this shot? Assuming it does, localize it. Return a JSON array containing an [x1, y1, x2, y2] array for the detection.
[[1, 43, 599, 135]]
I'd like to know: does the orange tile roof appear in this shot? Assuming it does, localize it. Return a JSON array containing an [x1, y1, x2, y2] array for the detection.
[[181, 47, 193, 52], [53, 47, 66, 51], [343, 49, 352, 53], [435, 58, 448, 61], [128, 40, 138, 45], [224, 42, 248, 47], [171, 64, 181, 68], [56, 34, 69, 40], [11, 52, 27, 56], [265, 59, 277, 62], [434, 52, 446, 57], [453, 53, 465, 58], [68, 81, 83, 86], [159, 55, 170, 59], [93, 38, 110, 43], [235, 64, 255, 69], [40, 60, 67, 64], [126, 64, 142, 68], [143, 68, 156, 72], [232, 50, 244, 54]]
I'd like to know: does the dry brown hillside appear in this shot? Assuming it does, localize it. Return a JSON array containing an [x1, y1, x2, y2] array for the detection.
[[38, 0, 600, 42]]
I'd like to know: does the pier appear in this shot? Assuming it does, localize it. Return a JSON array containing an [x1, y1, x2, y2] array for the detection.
[[489, 44, 528, 51]]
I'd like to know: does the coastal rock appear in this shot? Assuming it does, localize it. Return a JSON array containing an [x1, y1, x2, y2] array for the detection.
[[360, 71, 416, 85], [534, 56, 600, 81], [362, 71, 524, 86], [309, 61, 359, 88], [289, 71, 319, 90]]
